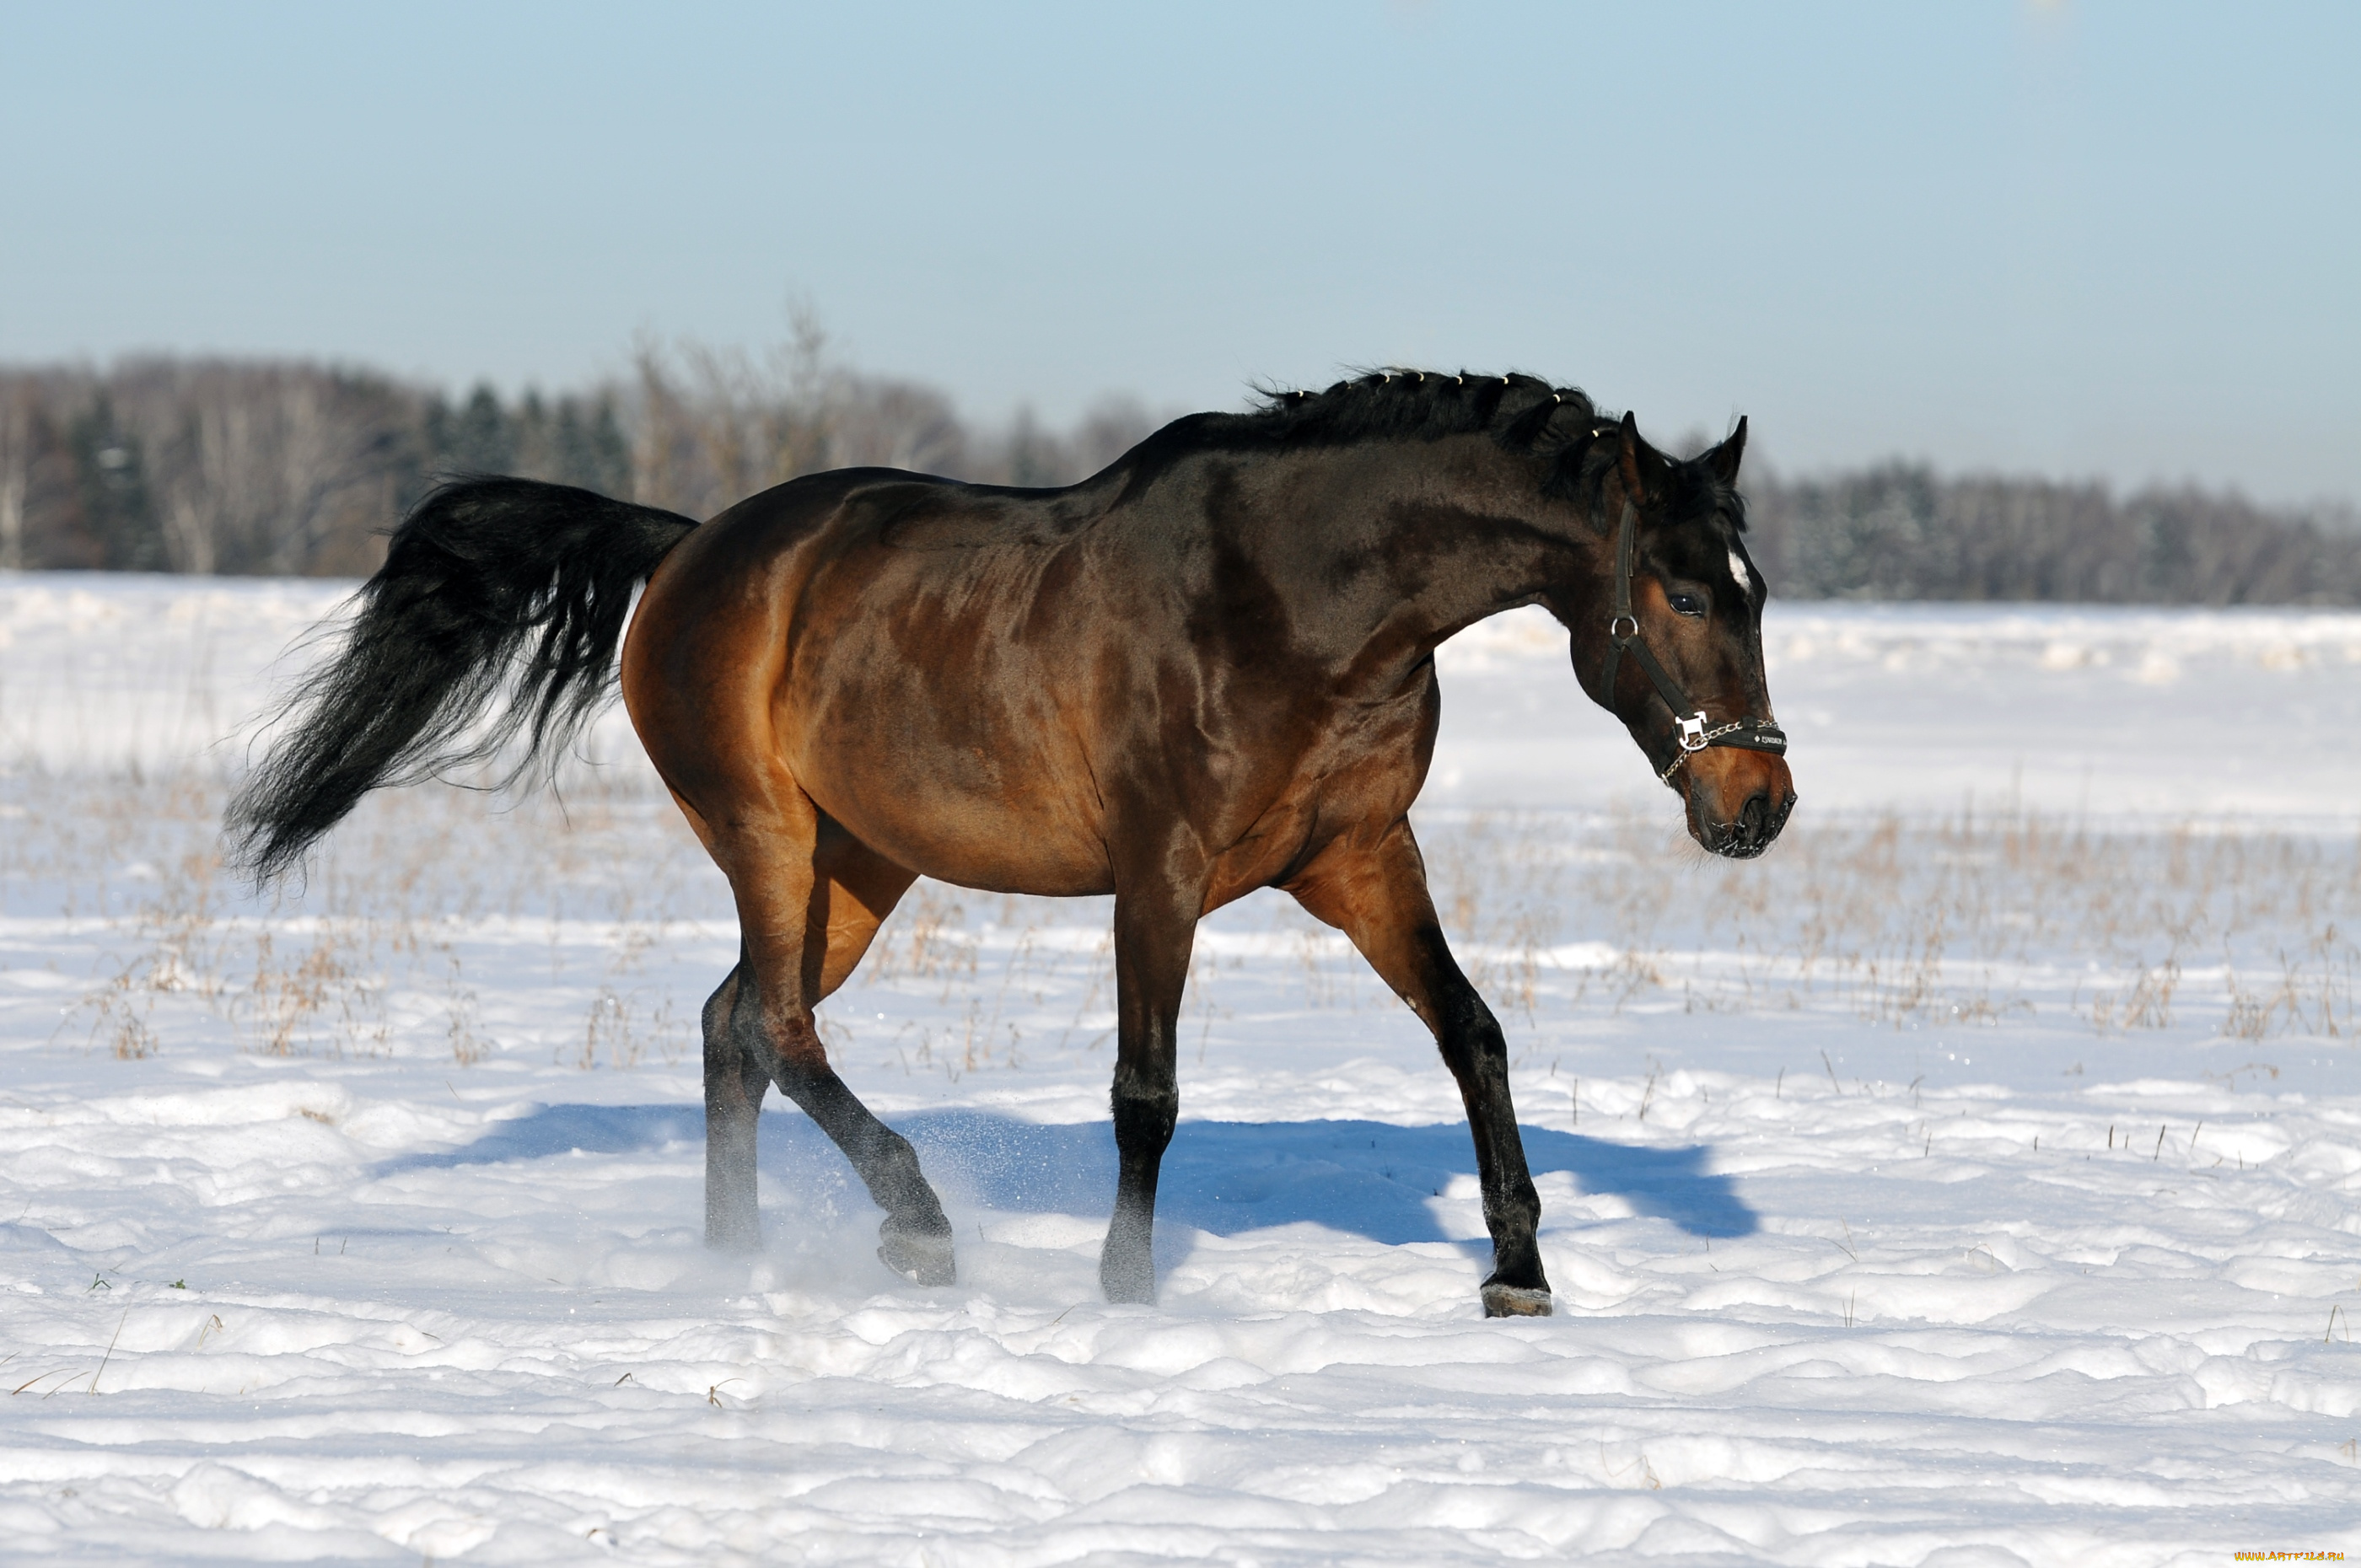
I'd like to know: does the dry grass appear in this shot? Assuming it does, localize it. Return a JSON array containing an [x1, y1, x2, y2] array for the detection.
[[8, 769, 720, 1066], [9, 769, 2358, 1076], [1412, 806, 2361, 1039]]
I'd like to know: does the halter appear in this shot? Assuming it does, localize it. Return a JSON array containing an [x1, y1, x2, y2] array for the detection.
[[1598, 501, 1788, 785]]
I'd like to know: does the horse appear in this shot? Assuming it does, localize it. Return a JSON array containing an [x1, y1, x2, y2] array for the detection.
[[229, 370, 1794, 1318]]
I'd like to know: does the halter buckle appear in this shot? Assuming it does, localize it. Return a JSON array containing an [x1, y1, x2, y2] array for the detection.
[[1608, 614, 1639, 642], [1675, 712, 1709, 752]]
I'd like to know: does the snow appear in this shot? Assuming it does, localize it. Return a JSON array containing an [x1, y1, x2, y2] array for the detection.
[[3, 572, 2358, 1564]]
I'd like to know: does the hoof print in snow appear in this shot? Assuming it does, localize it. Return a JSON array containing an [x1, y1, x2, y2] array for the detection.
[[877, 1227, 955, 1287], [1480, 1283, 1553, 1318]]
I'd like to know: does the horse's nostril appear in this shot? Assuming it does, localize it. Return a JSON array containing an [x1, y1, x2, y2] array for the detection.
[[1739, 790, 1769, 843]]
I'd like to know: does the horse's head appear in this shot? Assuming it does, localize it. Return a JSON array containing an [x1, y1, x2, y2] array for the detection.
[[1563, 412, 1794, 859]]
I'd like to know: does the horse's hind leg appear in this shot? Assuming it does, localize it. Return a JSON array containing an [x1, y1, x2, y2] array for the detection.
[[702, 792, 948, 1282], [702, 952, 769, 1251], [1287, 820, 1552, 1318]]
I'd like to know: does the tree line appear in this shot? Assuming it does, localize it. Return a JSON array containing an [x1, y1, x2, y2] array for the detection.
[[1745, 464, 2361, 605], [3, 344, 2354, 603], [0, 330, 1159, 578]]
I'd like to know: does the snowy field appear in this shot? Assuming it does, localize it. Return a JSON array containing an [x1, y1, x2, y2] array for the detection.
[[2, 572, 2358, 1565]]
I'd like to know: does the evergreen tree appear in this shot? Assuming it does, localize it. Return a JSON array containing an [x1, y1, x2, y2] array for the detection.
[[68, 393, 166, 570], [553, 395, 632, 497], [512, 389, 552, 476], [426, 383, 515, 475]]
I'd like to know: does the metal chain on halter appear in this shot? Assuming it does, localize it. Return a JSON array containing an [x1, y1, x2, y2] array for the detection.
[[1598, 499, 1787, 785], [1656, 719, 1761, 782]]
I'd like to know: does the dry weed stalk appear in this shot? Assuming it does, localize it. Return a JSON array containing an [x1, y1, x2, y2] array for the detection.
[[2221, 925, 2358, 1040], [19, 767, 2361, 1073], [2091, 959, 2181, 1033], [573, 985, 683, 1070], [1408, 803, 2361, 1040]]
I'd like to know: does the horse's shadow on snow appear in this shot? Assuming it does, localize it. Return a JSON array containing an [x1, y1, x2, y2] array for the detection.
[[379, 1103, 1756, 1244]]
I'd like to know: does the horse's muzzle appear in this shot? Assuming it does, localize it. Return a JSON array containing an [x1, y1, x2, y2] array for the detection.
[[1704, 787, 1796, 859], [1682, 751, 1796, 860]]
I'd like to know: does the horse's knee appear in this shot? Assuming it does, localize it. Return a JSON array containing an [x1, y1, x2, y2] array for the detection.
[[1437, 1010, 1509, 1077], [1110, 1071, 1178, 1157]]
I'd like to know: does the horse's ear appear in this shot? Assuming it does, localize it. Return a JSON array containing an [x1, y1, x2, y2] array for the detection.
[[1705, 416, 1747, 485], [1618, 411, 1666, 503]]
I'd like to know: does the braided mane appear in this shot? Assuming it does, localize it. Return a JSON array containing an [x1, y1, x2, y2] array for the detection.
[[1243, 369, 1610, 451], [1107, 369, 1625, 507]]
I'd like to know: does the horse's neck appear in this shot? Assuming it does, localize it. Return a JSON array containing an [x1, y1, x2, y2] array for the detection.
[[1293, 440, 1590, 663]]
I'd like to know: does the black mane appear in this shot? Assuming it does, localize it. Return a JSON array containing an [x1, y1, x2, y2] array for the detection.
[[1108, 369, 1630, 513], [1095, 368, 1745, 536], [1175, 369, 1605, 457], [1246, 369, 1607, 449]]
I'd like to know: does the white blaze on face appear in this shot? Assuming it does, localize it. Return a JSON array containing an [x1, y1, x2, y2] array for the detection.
[[1728, 550, 1751, 594]]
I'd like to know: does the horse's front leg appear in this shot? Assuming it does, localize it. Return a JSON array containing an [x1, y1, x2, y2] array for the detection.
[[1287, 820, 1552, 1317], [1099, 867, 1204, 1304]]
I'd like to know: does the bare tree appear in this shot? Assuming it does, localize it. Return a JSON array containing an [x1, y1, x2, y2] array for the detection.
[[101, 359, 420, 575], [624, 317, 971, 518], [0, 385, 30, 571]]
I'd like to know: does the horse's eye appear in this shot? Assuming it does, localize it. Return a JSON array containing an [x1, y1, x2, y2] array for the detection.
[[1669, 592, 1706, 618]]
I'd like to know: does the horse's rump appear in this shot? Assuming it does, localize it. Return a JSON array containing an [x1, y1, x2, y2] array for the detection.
[[628, 476, 1131, 897]]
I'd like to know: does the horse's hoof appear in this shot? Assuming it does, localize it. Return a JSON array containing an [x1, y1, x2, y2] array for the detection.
[[1481, 1282, 1553, 1318], [1098, 1259, 1156, 1306], [878, 1223, 955, 1287]]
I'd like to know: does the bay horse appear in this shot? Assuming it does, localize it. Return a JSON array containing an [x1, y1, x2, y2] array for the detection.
[[230, 372, 1794, 1318]]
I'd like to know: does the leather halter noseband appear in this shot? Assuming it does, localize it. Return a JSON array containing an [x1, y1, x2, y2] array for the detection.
[[1598, 502, 1788, 785]]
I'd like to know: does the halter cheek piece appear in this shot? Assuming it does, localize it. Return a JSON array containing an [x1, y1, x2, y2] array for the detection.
[[1597, 501, 1788, 785]]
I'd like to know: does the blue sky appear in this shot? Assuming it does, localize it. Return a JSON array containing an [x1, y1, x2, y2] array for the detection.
[[2, 2, 2353, 500]]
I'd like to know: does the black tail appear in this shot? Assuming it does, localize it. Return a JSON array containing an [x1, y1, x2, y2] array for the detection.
[[228, 477, 698, 883]]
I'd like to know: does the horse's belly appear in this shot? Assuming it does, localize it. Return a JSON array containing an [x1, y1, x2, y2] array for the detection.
[[794, 750, 1113, 898]]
